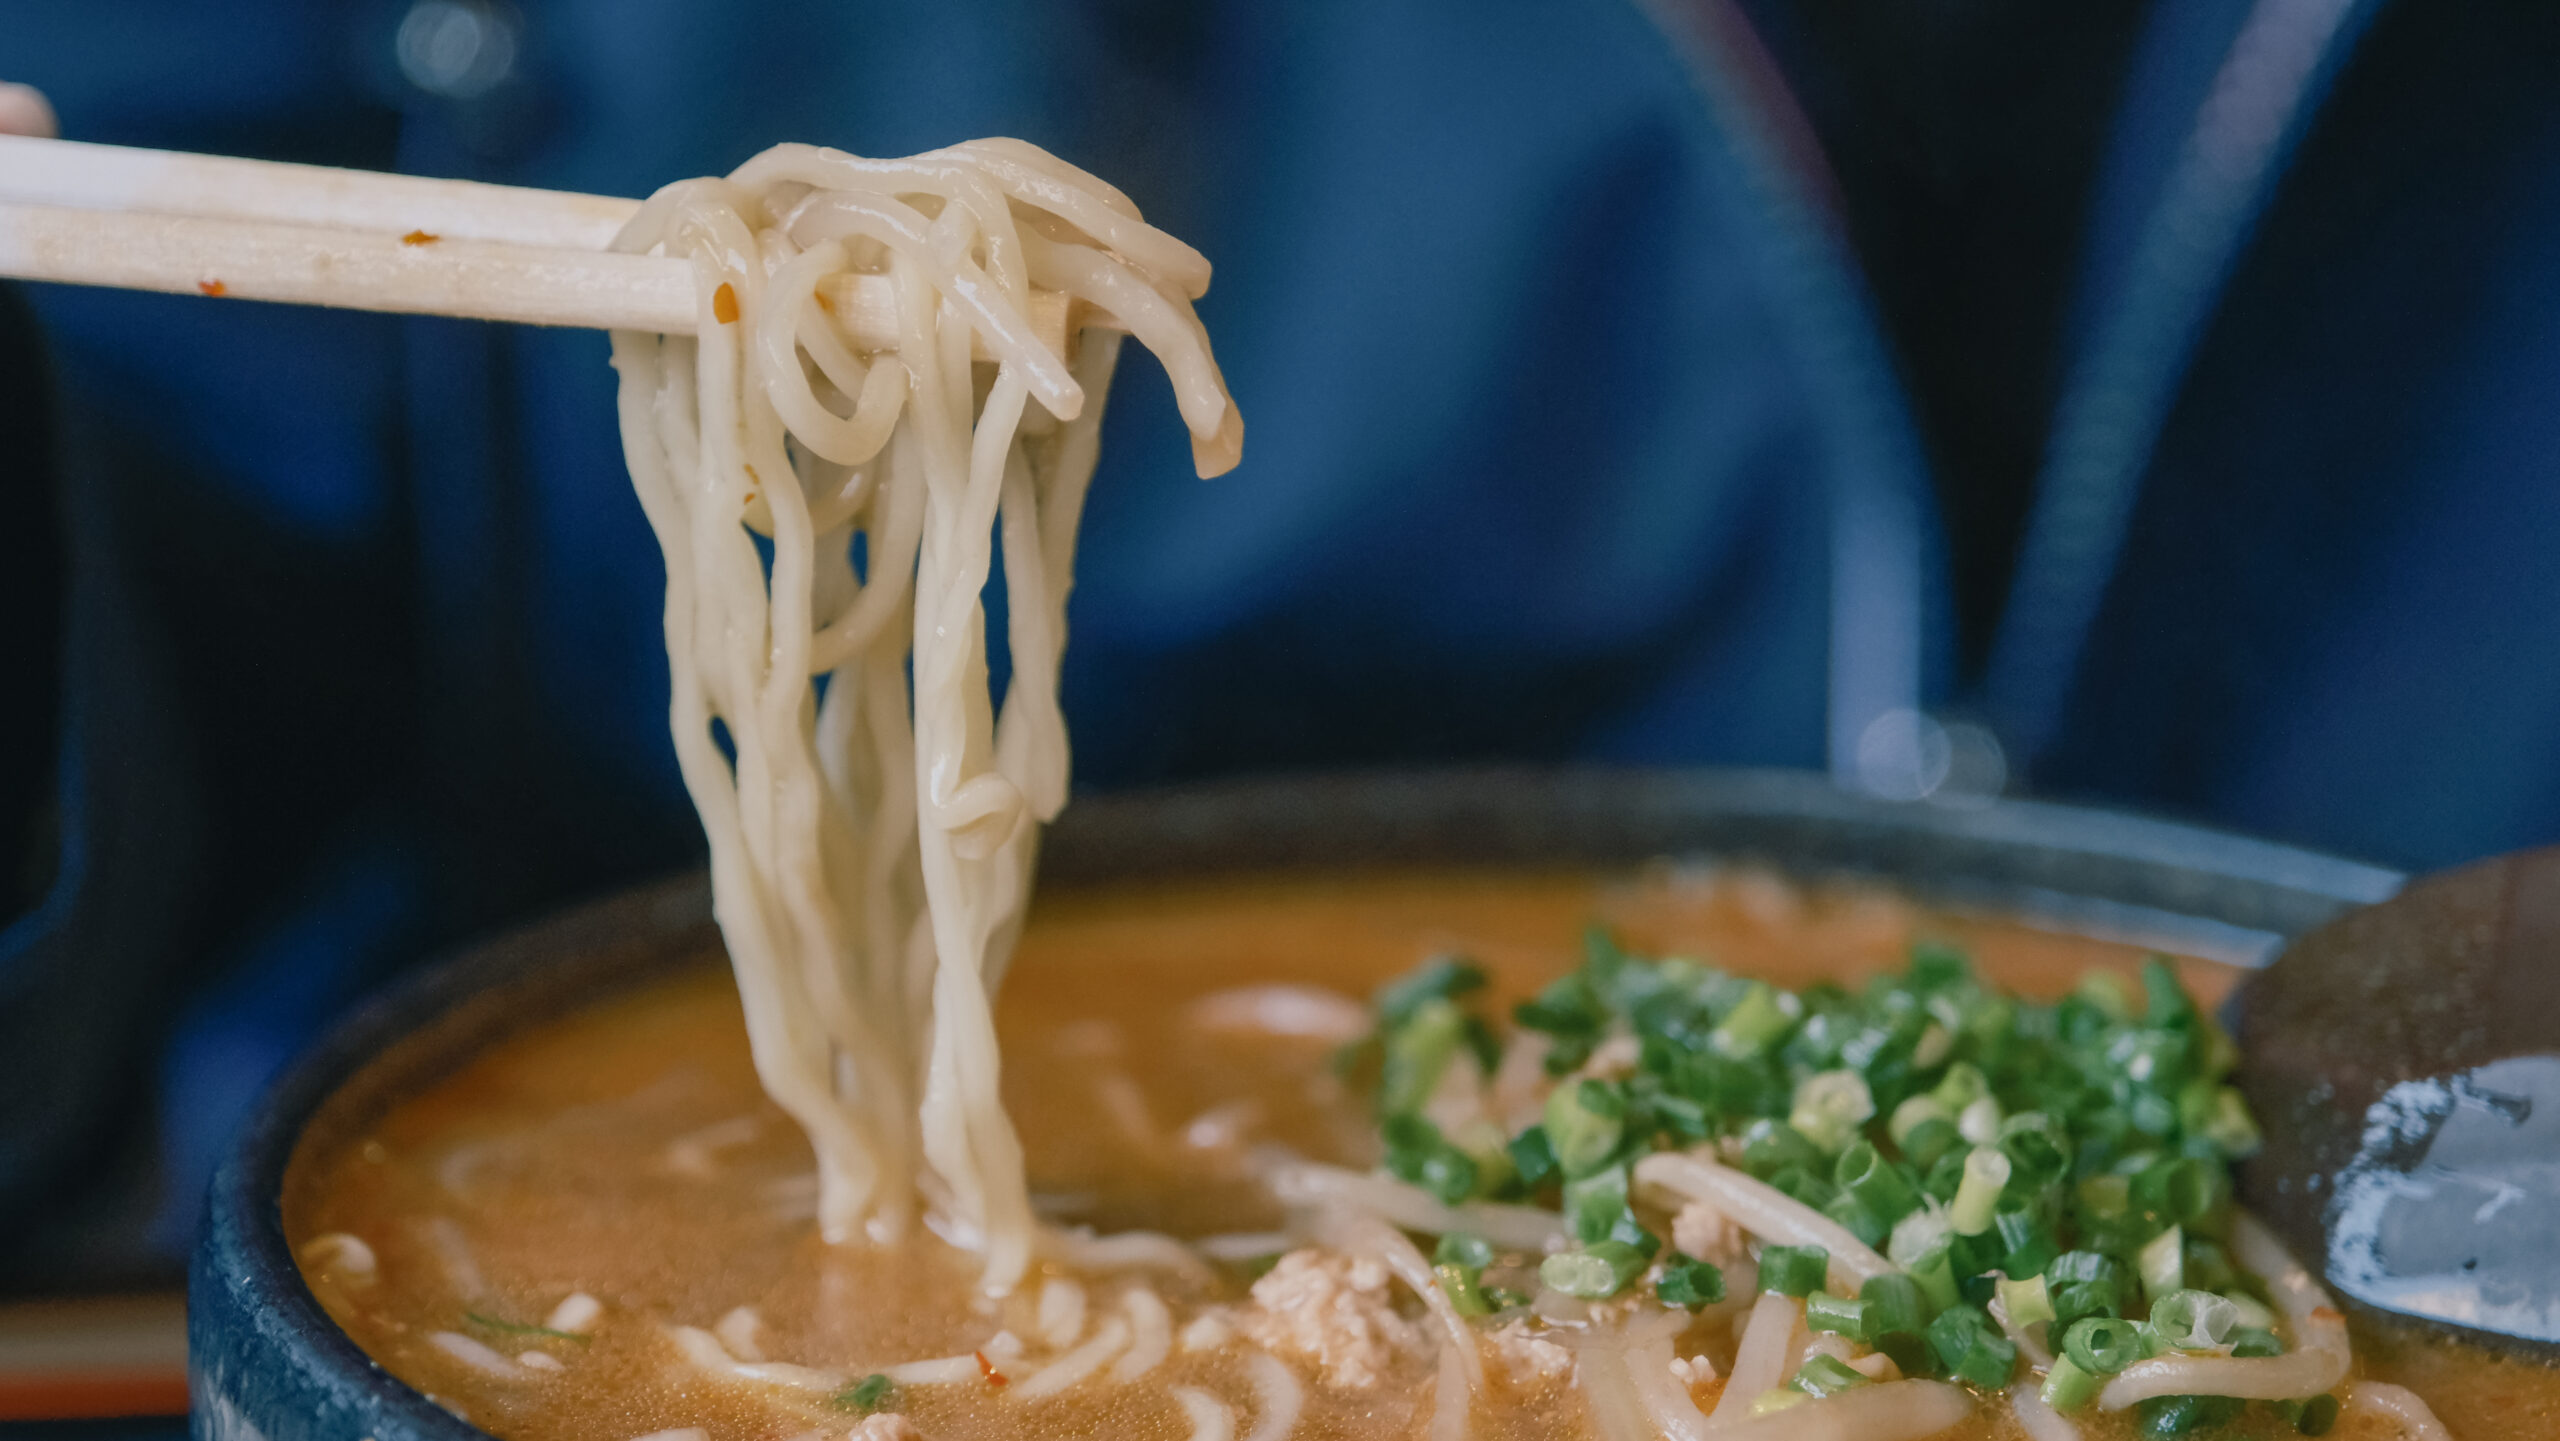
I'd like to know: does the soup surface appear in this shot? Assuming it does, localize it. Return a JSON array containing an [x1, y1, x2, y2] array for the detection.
[[286, 868, 2555, 1441]]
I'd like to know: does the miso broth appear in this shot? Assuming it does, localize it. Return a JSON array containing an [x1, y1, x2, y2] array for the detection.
[[285, 869, 2554, 1441]]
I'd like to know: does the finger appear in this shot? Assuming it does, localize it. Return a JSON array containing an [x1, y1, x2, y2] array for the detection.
[[0, 84, 58, 139]]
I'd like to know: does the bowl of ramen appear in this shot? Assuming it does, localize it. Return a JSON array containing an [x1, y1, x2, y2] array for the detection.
[[195, 766, 2556, 1441], [176, 130, 2554, 1441]]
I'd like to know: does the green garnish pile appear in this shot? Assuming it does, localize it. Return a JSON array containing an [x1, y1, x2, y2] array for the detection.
[[1354, 928, 2345, 1438]]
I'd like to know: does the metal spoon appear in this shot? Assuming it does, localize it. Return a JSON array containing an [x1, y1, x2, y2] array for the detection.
[[2234, 844, 2560, 1355]]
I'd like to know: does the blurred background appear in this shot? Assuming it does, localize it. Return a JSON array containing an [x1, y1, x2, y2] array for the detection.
[[2, 0, 2559, 1425]]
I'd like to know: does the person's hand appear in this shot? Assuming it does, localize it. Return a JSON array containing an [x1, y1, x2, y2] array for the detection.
[[0, 85, 56, 138]]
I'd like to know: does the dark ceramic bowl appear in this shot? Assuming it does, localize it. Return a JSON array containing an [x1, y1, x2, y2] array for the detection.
[[189, 767, 2400, 1440]]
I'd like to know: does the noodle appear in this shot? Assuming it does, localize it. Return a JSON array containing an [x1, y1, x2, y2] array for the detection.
[[296, 1232, 376, 1282], [1705, 1381, 1975, 1441], [1012, 1317, 1132, 1399], [1240, 1350, 1306, 1441], [1632, 1152, 1894, 1289], [1111, 1287, 1175, 1382], [1574, 1345, 1655, 1441], [1041, 1227, 1221, 1288], [428, 1332, 524, 1378], [1623, 1333, 1714, 1441], [609, 140, 1237, 1293], [2347, 1381, 2453, 1441], [2097, 1213, 2348, 1409], [1316, 1210, 1486, 1394], [1711, 1292, 1802, 1425], [544, 1292, 602, 1334], [1268, 1160, 1567, 1252], [2008, 1382, 2082, 1441], [1431, 1344, 1472, 1441], [1172, 1386, 1238, 1441], [1035, 1277, 1088, 1349]]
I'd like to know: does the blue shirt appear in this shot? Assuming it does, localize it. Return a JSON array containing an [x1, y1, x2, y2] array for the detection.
[[4, 0, 2558, 1274]]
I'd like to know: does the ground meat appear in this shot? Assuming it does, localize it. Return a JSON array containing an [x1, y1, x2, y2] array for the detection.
[[1671, 1201, 1745, 1265], [1483, 1321, 1572, 1391], [849, 1414, 923, 1441], [1239, 1248, 1427, 1391]]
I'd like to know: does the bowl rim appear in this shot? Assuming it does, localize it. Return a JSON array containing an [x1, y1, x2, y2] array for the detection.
[[193, 765, 2404, 1440]]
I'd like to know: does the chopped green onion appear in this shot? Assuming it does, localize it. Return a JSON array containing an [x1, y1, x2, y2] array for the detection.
[[1606, 1208, 1663, 1259], [1888, 1094, 1953, 1151], [1739, 1119, 1825, 1178], [2148, 1289, 2241, 1352], [1996, 1210, 2061, 1279], [2076, 1173, 2132, 1224], [2135, 1393, 2242, 1438], [1950, 1147, 2011, 1235], [1997, 1273, 2055, 1329], [463, 1311, 587, 1343], [1546, 1079, 1627, 1178], [1823, 1190, 1888, 1248], [1925, 1305, 2018, 1389], [1382, 1114, 1478, 1203], [1656, 1254, 1726, 1309], [2047, 1251, 2127, 1328], [1860, 1272, 1929, 1338], [2062, 1316, 2147, 1375], [2040, 1354, 2099, 1412], [2181, 1238, 2237, 1293], [1437, 1263, 1493, 1316], [2228, 1326, 2283, 1358], [2201, 1086, 2263, 1158], [1758, 1244, 1829, 1297], [1563, 1166, 1631, 1244], [1378, 997, 1466, 1116], [2050, 1280, 2122, 1329], [2134, 1156, 2221, 1228], [1805, 1291, 1869, 1338], [2137, 1225, 2184, 1300], [1931, 1061, 1990, 1113], [2074, 970, 2136, 1021], [1514, 973, 1607, 1051], [1790, 1070, 1876, 1155], [1540, 1241, 1651, 1299], [1790, 1354, 1871, 1398], [2048, 1249, 2128, 1288], [1949, 1225, 2003, 1281], [1507, 1124, 1558, 1189], [1711, 981, 1799, 1058], [1435, 1232, 1495, 1271], [2279, 1393, 2342, 1435], [1749, 1388, 1810, 1417], [1887, 1205, 1951, 1270], [1835, 1142, 1924, 1227], [1907, 940, 1973, 990], [834, 1374, 895, 1411], [1770, 1165, 1841, 1211], [1901, 1117, 1965, 1171], [1997, 1111, 2073, 1189], [1909, 1249, 1962, 1314], [2221, 1289, 2277, 1332], [1958, 1095, 2005, 1147], [1376, 956, 1487, 1028], [1450, 1119, 1516, 1194]]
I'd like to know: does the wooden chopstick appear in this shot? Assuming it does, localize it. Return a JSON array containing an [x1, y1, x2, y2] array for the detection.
[[0, 135, 637, 249], [0, 136, 1081, 355], [0, 201, 698, 331]]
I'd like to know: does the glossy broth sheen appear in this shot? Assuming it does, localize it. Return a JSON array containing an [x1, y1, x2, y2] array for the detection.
[[286, 869, 2557, 1441]]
